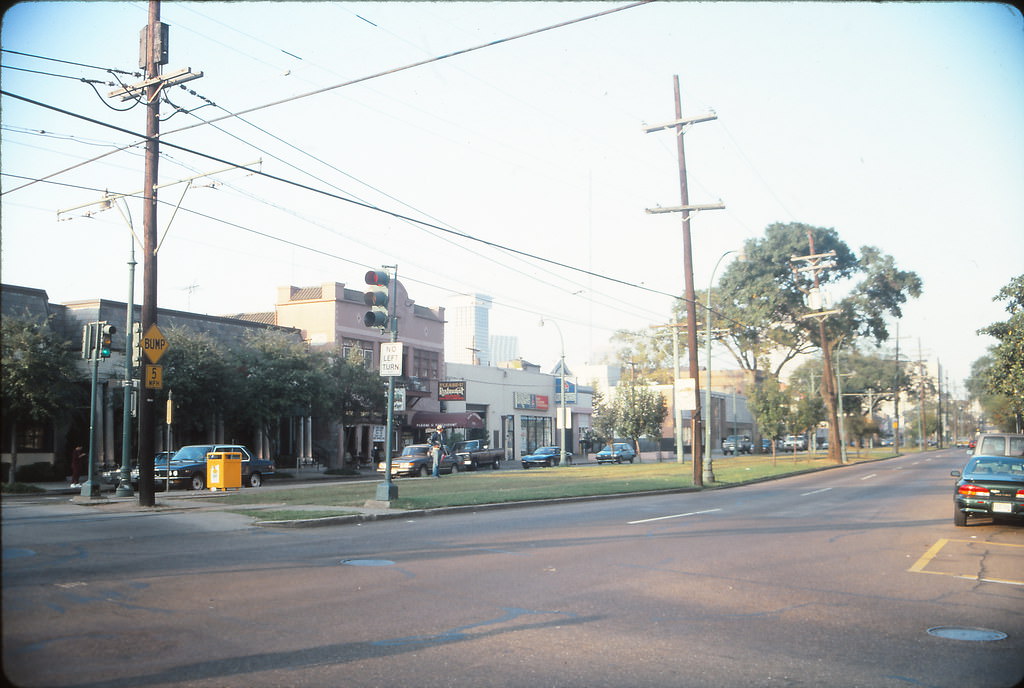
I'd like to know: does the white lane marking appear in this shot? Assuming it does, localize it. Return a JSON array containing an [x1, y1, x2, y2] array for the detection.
[[628, 508, 721, 525], [801, 487, 833, 497], [860, 473, 877, 480]]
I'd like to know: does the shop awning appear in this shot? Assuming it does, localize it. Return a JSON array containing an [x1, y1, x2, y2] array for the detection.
[[411, 412, 484, 429]]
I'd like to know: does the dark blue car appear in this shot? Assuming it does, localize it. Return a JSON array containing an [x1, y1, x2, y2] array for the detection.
[[521, 446, 562, 469]]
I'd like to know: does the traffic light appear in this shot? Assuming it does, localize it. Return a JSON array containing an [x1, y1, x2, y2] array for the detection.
[[99, 323, 116, 358], [363, 270, 390, 329], [81, 323, 97, 359]]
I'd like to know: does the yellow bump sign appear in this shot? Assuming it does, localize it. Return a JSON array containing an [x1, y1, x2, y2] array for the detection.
[[142, 324, 169, 364]]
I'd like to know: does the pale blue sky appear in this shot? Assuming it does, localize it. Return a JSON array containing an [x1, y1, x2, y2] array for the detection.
[[2, 2, 1022, 389]]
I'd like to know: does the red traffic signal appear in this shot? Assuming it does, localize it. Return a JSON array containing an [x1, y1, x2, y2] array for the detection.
[[365, 270, 389, 287], [363, 270, 390, 329]]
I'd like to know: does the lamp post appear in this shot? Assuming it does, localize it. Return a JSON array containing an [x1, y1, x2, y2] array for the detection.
[[703, 249, 739, 484], [540, 318, 568, 467]]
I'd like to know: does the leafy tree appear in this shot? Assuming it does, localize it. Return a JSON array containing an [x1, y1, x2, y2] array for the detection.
[[977, 274, 1024, 430], [160, 326, 236, 442], [317, 346, 386, 465], [714, 222, 921, 462], [1, 317, 82, 483], [966, 352, 1018, 432], [233, 330, 320, 455], [589, 386, 619, 450], [748, 376, 792, 464], [607, 329, 675, 384], [610, 378, 667, 463]]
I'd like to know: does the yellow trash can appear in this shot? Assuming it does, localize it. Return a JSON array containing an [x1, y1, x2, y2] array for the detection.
[[207, 451, 242, 491]]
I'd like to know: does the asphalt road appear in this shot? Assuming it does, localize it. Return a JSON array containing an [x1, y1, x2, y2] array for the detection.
[[3, 448, 1022, 688]]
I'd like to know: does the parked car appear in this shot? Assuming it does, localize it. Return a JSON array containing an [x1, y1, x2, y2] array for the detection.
[[521, 446, 562, 469], [377, 444, 459, 477], [721, 435, 752, 455], [101, 451, 173, 487], [452, 439, 503, 470], [783, 435, 807, 451], [760, 438, 773, 453], [970, 433, 1024, 458], [951, 454, 1024, 526], [154, 444, 274, 490], [595, 443, 636, 464]]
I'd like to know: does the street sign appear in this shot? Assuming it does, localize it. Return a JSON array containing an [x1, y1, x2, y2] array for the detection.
[[379, 342, 403, 376], [145, 364, 163, 389], [141, 324, 169, 364], [675, 378, 697, 411]]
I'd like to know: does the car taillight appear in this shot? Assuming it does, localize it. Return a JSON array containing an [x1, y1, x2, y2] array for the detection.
[[958, 484, 990, 498], [1017, 489, 1024, 499]]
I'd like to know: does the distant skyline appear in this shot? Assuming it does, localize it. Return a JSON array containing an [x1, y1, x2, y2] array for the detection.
[[2, 1, 1021, 390]]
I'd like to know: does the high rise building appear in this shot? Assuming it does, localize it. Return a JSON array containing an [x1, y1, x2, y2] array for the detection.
[[445, 293, 492, 365], [490, 334, 519, 365]]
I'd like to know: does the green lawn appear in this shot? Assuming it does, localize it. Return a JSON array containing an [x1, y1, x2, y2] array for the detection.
[[207, 448, 897, 514]]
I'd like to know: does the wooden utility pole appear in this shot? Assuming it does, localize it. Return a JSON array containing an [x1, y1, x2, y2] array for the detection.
[[643, 75, 723, 486], [790, 233, 842, 463]]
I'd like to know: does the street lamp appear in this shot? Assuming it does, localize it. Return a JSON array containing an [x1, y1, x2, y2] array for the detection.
[[539, 318, 568, 467], [704, 249, 742, 483]]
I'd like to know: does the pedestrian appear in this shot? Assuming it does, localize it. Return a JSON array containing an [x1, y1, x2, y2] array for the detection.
[[429, 425, 444, 477], [70, 445, 85, 487]]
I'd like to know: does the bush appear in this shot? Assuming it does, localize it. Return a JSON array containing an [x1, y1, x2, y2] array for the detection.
[[1, 482, 46, 494], [14, 461, 61, 482]]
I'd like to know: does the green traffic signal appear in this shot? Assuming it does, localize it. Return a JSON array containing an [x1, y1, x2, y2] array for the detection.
[[100, 323, 116, 358]]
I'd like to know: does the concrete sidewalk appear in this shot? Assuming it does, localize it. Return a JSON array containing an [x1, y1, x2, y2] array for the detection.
[[14, 463, 367, 498]]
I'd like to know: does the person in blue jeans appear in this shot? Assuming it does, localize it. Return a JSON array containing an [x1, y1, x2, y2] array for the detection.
[[429, 425, 444, 478]]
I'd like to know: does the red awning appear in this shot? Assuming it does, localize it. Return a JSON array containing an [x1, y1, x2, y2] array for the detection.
[[411, 412, 484, 429]]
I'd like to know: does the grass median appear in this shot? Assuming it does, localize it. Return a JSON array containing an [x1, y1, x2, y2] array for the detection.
[[208, 448, 898, 516]]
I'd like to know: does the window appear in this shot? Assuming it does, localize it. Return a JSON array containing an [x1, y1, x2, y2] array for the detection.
[[413, 349, 439, 381], [342, 338, 374, 369]]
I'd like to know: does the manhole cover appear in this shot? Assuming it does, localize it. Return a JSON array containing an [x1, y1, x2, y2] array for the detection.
[[927, 626, 1007, 642], [341, 559, 395, 567]]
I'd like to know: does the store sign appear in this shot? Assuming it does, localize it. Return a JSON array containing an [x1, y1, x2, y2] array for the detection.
[[438, 380, 466, 401], [514, 392, 549, 411], [554, 378, 577, 405]]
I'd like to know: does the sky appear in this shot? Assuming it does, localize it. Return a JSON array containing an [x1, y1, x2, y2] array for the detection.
[[2, 1, 1022, 393]]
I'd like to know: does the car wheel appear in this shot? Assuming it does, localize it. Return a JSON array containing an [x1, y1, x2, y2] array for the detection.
[[450, 462, 459, 474], [190, 473, 205, 491], [492, 460, 500, 470], [522, 464, 529, 469], [953, 505, 968, 527], [248, 472, 262, 488], [418, 465, 429, 478]]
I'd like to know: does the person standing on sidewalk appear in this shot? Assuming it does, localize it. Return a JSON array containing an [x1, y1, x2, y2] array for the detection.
[[70, 445, 85, 487], [429, 425, 444, 478]]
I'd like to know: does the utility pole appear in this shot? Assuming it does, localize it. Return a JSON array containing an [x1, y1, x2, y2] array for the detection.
[[789, 233, 842, 463], [137, 0, 163, 507], [105, 2, 200, 506], [643, 75, 723, 487], [894, 321, 902, 454]]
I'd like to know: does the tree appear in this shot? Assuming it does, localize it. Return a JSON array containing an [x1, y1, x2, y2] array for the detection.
[[607, 329, 676, 384], [589, 386, 619, 450], [233, 330, 320, 456], [317, 346, 386, 466], [609, 378, 667, 462], [966, 352, 1018, 433], [160, 326, 236, 442], [714, 223, 922, 462], [977, 274, 1024, 431], [1, 317, 82, 483], [748, 376, 792, 464]]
